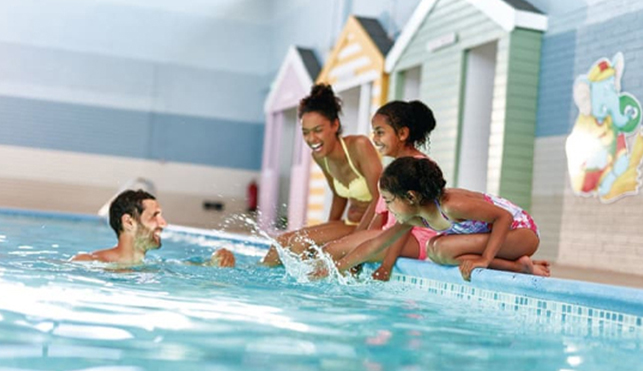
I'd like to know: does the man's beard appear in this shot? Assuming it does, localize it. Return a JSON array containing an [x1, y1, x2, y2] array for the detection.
[[136, 223, 162, 250]]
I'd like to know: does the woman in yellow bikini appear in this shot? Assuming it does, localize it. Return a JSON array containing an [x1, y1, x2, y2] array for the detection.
[[261, 84, 381, 267]]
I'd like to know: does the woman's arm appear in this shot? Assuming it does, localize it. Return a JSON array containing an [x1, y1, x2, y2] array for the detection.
[[314, 156, 348, 222], [328, 194, 348, 221], [350, 136, 383, 231]]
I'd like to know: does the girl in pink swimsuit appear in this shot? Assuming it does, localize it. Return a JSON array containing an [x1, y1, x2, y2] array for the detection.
[[315, 100, 438, 281], [374, 157, 549, 281]]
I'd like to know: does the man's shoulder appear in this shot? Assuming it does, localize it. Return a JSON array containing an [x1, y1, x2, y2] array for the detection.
[[70, 252, 97, 262], [70, 247, 117, 262]]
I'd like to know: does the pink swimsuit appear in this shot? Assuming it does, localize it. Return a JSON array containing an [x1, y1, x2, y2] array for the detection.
[[375, 196, 436, 260]]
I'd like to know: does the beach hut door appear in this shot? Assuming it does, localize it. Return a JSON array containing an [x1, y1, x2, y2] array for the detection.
[[457, 41, 497, 192], [287, 117, 311, 230]]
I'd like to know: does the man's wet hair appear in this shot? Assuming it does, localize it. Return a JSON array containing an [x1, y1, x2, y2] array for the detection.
[[109, 189, 156, 237]]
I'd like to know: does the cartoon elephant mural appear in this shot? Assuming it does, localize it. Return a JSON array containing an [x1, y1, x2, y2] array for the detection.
[[566, 52, 643, 202]]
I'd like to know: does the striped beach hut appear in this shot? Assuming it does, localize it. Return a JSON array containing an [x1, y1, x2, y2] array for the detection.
[[259, 46, 321, 231], [385, 0, 547, 210], [306, 15, 393, 226]]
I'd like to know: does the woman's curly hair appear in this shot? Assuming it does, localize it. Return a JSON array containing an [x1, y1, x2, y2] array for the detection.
[[298, 83, 343, 135]]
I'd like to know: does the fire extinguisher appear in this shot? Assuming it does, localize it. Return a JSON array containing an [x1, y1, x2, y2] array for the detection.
[[247, 180, 258, 212]]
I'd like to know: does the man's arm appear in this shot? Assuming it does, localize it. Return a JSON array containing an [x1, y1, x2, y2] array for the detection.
[[70, 253, 97, 262]]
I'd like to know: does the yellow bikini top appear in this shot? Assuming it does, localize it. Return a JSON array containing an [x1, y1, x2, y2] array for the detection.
[[324, 137, 373, 202]]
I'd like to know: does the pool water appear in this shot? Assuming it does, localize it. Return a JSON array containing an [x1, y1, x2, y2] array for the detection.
[[0, 212, 641, 371]]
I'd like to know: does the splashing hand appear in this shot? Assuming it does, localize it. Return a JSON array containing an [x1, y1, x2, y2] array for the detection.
[[210, 248, 236, 268]]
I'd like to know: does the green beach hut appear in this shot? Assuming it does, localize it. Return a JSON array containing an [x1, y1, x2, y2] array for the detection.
[[385, 0, 547, 210]]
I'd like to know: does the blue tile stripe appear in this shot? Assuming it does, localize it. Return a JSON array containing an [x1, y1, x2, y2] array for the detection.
[[390, 258, 643, 318], [0, 95, 264, 170], [391, 273, 643, 336]]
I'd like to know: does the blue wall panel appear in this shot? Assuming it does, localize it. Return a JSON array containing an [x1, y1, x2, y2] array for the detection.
[[536, 8, 643, 138], [573, 10, 643, 111], [535, 31, 576, 137], [0, 95, 263, 170], [150, 113, 264, 171], [0, 95, 152, 158]]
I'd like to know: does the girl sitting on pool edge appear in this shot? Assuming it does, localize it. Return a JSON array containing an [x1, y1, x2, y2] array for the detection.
[[331, 157, 550, 281]]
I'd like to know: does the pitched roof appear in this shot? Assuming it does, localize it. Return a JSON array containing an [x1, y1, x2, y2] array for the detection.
[[264, 46, 320, 112], [385, 0, 548, 72], [295, 47, 321, 80], [355, 16, 394, 56], [502, 0, 544, 14]]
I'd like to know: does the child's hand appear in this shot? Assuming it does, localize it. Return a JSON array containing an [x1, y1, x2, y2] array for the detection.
[[371, 264, 392, 281], [459, 257, 489, 281]]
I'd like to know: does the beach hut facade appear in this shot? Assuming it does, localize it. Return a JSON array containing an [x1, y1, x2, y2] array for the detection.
[[386, 0, 547, 211]]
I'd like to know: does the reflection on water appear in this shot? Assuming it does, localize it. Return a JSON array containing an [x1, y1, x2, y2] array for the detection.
[[0, 213, 642, 371]]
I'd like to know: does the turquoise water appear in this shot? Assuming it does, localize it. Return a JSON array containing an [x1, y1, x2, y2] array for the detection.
[[0, 212, 641, 371]]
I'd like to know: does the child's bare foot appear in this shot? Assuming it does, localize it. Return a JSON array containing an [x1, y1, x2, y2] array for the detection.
[[516, 256, 550, 277], [532, 259, 551, 277]]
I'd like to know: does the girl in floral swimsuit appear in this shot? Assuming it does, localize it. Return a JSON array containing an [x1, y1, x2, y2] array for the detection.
[[374, 157, 549, 281]]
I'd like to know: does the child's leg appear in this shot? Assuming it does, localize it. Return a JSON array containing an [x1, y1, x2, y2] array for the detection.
[[261, 221, 356, 267], [454, 253, 550, 276], [322, 229, 382, 261], [426, 228, 539, 264], [338, 230, 420, 266], [319, 227, 419, 279], [426, 229, 548, 277]]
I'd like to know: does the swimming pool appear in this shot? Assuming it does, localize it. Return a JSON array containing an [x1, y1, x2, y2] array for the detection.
[[0, 210, 641, 370]]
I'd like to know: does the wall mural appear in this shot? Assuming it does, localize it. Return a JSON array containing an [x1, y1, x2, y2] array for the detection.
[[566, 52, 643, 203]]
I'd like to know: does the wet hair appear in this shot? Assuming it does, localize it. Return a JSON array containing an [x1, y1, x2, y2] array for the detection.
[[375, 100, 436, 148], [109, 189, 156, 237], [379, 157, 446, 204], [298, 83, 343, 135]]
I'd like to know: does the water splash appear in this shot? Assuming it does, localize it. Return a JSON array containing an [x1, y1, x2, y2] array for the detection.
[[213, 212, 360, 285], [257, 232, 356, 285]]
